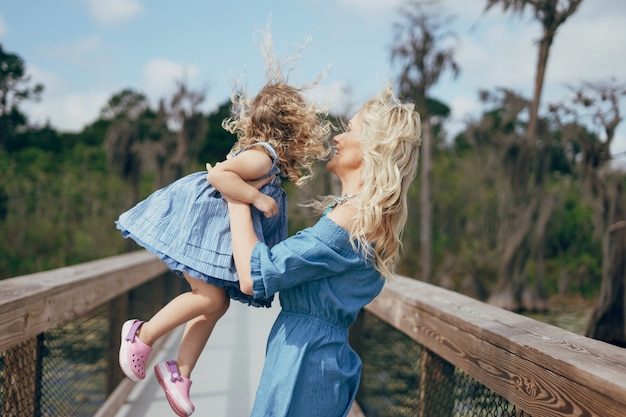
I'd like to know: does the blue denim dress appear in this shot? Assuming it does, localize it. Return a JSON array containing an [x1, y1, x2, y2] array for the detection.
[[116, 142, 286, 307], [249, 215, 385, 416]]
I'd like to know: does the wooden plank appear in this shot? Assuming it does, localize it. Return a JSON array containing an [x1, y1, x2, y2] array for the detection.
[[365, 276, 626, 416], [0, 251, 168, 351]]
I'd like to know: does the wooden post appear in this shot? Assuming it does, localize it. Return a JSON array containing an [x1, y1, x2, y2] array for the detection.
[[2, 336, 42, 417], [419, 348, 455, 417], [106, 293, 129, 395]]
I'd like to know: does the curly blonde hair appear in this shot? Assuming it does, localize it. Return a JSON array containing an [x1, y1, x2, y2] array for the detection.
[[222, 32, 331, 187], [317, 86, 421, 280]]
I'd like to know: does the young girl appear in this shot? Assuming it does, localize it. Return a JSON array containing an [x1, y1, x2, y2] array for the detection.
[[115, 39, 330, 417]]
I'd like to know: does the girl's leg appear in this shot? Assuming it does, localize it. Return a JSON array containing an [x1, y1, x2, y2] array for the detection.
[[137, 273, 228, 347], [152, 275, 230, 417], [176, 294, 230, 378], [120, 273, 229, 388]]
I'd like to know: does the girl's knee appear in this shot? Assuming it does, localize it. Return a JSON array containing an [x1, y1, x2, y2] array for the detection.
[[216, 297, 230, 316]]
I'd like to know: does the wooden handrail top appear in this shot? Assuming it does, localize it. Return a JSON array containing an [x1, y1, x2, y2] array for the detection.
[[367, 275, 626, 417], [0, 251, 168, 352]]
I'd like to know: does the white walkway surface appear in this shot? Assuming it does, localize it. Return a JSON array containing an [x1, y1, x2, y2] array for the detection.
[[114, 300, 280, 417]]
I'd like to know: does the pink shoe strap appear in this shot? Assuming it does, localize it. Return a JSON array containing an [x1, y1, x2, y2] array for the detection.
[[167, 360, 183, 382], [124, 320, 144, 342]]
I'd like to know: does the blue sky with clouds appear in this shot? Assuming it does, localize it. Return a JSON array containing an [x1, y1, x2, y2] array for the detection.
[[2, 0, 626, 155]]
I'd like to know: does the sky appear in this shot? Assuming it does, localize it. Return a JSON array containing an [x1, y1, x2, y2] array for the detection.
[[2, 0, 626, 155]]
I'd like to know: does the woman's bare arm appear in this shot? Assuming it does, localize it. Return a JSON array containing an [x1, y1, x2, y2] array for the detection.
[[227, 200, 259, 295]]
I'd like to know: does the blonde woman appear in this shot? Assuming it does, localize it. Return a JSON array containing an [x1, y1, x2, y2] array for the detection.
[[226, 86, 421, 417]]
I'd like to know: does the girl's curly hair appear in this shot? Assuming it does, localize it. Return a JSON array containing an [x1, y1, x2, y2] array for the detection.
[[222, 31, 331, 187]]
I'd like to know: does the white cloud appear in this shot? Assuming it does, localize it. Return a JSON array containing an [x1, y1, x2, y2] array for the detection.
[[81, 0, 143, 26], [458, 22, 536, 92], [20, 65, 112, 131], [613, 131, 626, 155], [23, 90, 111, 132], [47, 37, 102, 66], [143, 59, 199, 99], [337, 0, 404, 13], [549, 14, 626, 84], [26, 65, 66, 95], [0, 13, 8, 39], [306, 80, 355, 117], [450, 94, 478, 121]]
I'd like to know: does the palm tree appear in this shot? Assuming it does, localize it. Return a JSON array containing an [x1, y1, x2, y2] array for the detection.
[[391, 0, 459, 283], [484, 0, 582, 139], [484, 0, 582, 310]]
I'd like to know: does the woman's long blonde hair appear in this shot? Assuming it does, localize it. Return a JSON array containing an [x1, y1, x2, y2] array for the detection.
[[319, 86, 421, 280], [222, 31, 331, 187]]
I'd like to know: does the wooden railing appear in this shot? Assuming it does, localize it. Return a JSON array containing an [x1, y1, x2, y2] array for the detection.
[[0, 251, 173, 417], [354, 275, 626, 417], [1, 255, 625, 416]]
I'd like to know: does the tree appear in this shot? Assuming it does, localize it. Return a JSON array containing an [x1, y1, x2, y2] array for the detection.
[[0, 44, 44, 151], [483, 0, 582, 311], [552, 80, 626, 346], [157, 80, 207, 186], [199, 101, 237, 166], [102, 89, 150, 206], [484, 0, 582, 139], [391, 0, 459, 282]]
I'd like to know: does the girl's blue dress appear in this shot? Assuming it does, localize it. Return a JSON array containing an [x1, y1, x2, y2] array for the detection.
[[116, 142, 286, 308], [248, 215, 385, 416]]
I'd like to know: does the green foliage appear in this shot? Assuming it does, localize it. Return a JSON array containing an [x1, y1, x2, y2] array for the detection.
[[543, 188, 601, 296], [199, 101, 237, 164], [0, 44, 44, 151], [0, 145, 129, 278]]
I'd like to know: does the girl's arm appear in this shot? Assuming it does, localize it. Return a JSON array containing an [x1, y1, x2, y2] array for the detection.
[[227, 200, 258, 295], [229, 200, 369, 298], [207, 149, 278, 218]]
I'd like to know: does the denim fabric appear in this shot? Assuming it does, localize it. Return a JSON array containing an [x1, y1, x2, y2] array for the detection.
[[250, 216, 385, 416], [116, 143, 285, 308]]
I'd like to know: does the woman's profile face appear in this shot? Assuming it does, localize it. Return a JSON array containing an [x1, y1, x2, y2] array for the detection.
[[327, 113, 363, 175]]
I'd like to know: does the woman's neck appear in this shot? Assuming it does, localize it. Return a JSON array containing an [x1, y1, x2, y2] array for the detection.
[[338, 176, 362, 197]]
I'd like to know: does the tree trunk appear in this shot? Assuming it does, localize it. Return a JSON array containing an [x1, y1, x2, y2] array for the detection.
[[488, 195, 539, 310], [585, 183, 626, 347], [420, 118, 433, 282], [522, 190, 556, 312], [526, 33, 552, 140]]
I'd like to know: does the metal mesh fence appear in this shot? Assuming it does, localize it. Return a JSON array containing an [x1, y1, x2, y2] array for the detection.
[[0, 271, 185, 417], [353, 310, 530, 417], [40, 304, 109, 417]]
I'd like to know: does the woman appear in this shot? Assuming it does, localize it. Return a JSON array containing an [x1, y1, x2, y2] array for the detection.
[[227, 85, 421, 417]]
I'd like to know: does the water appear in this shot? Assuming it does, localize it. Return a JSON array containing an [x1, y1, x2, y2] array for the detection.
[[523, 294, 595, 335]]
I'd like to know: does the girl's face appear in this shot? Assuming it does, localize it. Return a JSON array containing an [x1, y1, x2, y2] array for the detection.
[[328, 113, 363, 175]]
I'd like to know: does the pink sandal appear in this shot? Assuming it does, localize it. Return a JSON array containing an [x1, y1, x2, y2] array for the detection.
[[119, 319, 152, 382], [154, 360, 195, 417]]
